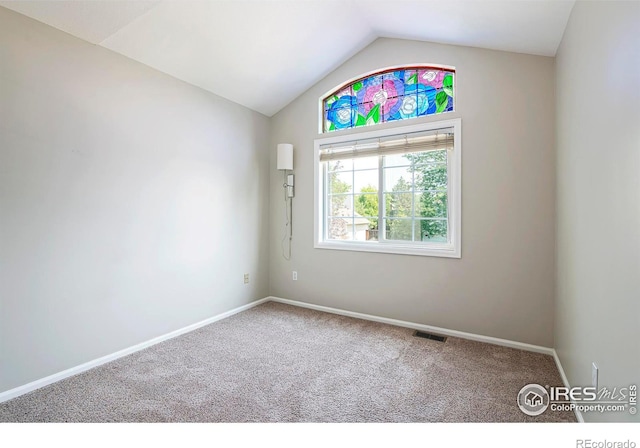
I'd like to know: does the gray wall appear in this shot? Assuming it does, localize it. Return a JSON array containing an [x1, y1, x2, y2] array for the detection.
[[269, 38, 556, 347], [0, 7, 271, 393], [555, 1, 640, 422]]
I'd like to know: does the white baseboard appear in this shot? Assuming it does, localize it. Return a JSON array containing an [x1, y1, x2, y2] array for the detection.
[[552, 349, 585, 423], [268, 296, 555, 355], [0, 297, 271, 404], [1, 293, 568, 422]]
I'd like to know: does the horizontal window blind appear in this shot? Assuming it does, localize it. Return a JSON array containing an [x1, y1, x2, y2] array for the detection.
[[319, 127, 454, 162]]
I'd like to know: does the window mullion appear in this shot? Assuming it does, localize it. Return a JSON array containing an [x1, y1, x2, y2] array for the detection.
[[411, 163, 416, 242], [351, 167, 355, 241], [324, 164, 329, 240], [446, 149, 452, 244], [378, 155, 384, 243]]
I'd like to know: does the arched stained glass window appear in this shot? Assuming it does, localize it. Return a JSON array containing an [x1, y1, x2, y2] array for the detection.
[[322, 66, 455, 133]]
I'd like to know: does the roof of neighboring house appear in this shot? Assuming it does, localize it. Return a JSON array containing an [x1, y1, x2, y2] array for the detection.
[[333, 211, 372, 226]]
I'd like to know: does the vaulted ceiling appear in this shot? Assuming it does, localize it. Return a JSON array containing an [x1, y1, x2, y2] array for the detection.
[[0, 0, 575, 116]]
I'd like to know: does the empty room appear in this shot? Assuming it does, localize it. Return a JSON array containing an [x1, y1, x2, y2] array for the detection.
[[0, 0, 638, 443]]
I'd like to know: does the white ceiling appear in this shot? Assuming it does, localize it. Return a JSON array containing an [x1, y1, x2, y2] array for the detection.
[[0, 0, 575, 116]]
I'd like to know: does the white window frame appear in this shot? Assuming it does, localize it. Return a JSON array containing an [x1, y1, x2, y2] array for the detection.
[[314, 118, 461, 258]]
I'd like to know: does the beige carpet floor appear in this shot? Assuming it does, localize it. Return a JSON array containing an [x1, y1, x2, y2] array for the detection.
[[0, 302, 575, 422]]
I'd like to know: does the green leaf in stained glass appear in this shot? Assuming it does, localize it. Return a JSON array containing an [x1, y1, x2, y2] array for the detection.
[[435, 91, 448, 113], [366, 104, 380, 124], [353, 81, 363, 92], [408, 73, 418, 84], [443, 74, 454, 97], [355, 114, 366, 127], [329, 122, 336, 131]]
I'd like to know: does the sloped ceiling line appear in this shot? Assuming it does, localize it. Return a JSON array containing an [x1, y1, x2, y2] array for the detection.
[[0, 0, 575, 116]]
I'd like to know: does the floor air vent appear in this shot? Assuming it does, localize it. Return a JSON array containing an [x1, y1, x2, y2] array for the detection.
[[413, 330, 447, 342]]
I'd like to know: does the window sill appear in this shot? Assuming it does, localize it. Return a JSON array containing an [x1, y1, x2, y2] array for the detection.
[[314, 240, 461, 258]]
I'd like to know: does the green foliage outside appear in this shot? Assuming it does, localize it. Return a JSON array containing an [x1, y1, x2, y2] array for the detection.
[[386, 177, 413, 241], [405, 150, 448, 242], [328, 161, 351, 215], [354, 185, 379, 228]]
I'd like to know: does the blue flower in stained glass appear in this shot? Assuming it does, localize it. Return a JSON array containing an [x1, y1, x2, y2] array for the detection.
[[326, 96, 357, 129], [386, 85, 436, 122], [399, 84, 437, 119]]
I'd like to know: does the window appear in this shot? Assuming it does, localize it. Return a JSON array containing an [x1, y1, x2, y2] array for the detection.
[[314, 119, 461, 258], [321, 66, 455, 133]]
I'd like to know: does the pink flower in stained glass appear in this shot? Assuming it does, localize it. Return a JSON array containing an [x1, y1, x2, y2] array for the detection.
[[357, 76, 403, 118], [418, 69, 445, 88]]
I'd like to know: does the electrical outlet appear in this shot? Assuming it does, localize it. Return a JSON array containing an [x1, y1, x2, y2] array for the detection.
[[292, 271, 297, 281], [592, 362, 599, 389], [243, 273, 249, 284]]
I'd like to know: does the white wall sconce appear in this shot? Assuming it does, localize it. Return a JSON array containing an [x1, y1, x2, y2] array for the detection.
[[277, 143, 294, 198], [277, 143, 294, 260]]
